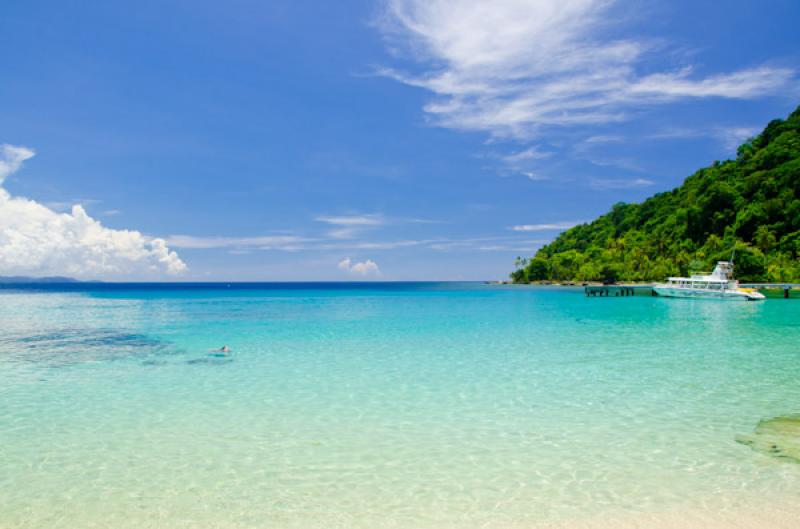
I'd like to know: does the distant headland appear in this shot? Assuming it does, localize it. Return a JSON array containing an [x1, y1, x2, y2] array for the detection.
[[0, 276, 82, 284]]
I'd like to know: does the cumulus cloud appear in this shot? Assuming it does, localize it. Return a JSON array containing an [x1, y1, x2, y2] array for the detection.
[[0, 145, 186, 279], [338, 257, 381, 276], [378, 0, 795, 139]]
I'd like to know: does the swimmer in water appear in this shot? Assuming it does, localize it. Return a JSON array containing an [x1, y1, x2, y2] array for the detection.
[[208, 345, 231, 357]]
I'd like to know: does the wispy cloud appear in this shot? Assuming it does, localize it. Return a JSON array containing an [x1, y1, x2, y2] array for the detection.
[[338, 239, 430, 250], [644, 127, 702, 141], [509, 221, 583, 232], [584, 134, 625, 144], [589, 177, 654, 190], [314, 213, 440, 239], [378, 0, 794, 139], [315, 213, 385, 240], [629, 66, 794, 99], [166, 234, 312, 250], [586, 156, 644, 172], [493, 146, 555, 179], [427, 235, 549, 251], [315, 214, 385, 226], [713, 126, 760, 151], [164, 231, 553, 255], [501, 146, 554, 164], [646, 125, 760, 151], [0, 144, 35, 184]]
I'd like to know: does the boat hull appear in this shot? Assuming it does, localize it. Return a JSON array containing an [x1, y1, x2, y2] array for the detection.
[[653, 286, 765, 301]]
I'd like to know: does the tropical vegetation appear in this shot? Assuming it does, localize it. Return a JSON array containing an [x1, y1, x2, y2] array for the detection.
[[512, 105, 800, 283]]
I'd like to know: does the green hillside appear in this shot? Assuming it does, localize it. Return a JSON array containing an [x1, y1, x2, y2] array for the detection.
[[511, 106, 800, 283]]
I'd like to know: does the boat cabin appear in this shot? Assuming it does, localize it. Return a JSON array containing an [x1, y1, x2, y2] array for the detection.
[[665, 261, 738, 290]]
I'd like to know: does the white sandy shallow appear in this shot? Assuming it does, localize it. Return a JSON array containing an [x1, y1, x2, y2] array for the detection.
[[531, 496, 800, 529], [3, 496, 799, 529]]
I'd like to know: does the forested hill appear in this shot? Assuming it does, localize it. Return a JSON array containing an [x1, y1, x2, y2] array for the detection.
[[511, 105, 800, 283]]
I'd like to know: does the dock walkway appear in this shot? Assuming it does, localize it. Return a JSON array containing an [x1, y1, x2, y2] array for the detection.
[[741, 283, 800, 298], [584, 285, 654, 297]]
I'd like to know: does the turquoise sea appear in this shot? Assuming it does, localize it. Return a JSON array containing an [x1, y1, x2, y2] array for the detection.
[[1, 283, 799, 528]]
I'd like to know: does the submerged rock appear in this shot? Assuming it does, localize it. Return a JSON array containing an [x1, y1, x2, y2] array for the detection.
[[4, 329, 173, 367], [736, 415, 800, 463], [141, 359, 168, 366], [186, 356, 234, 366]]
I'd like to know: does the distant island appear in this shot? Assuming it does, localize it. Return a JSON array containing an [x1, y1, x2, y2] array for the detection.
[[0, 276, 81, 284], [512, 105, 800, 283]]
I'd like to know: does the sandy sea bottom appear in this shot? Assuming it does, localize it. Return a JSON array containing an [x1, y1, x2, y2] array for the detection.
[[1, 283, 799, 528]]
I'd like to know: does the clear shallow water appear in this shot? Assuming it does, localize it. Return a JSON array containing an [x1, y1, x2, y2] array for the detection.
[[1, 283, 799, 528]]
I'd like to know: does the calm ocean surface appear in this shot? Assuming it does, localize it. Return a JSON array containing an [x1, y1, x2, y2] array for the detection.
[[1, 282, 799, 528]]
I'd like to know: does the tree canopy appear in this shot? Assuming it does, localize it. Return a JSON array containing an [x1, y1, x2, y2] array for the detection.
[[512, 105, 800, 283]]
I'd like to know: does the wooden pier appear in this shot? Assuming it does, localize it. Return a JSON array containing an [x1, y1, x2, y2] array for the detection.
[[740, 283, 799, 298], [584, 285, 655, 297], [585, 283, 799, 298]]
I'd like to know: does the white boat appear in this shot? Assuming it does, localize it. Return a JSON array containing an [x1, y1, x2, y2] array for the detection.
[[653, 261, 765, 301]]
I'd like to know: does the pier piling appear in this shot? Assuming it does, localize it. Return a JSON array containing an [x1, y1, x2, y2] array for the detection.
[[584, 285, 654, 297]]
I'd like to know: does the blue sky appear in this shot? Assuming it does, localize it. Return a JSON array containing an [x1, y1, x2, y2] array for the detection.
[[1, 0, 798, 280]]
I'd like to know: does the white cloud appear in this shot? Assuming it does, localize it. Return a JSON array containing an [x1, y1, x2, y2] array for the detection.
[[589, 177, 654, 190], [495, 146, 555, 179], [336, 239, 427, 250], [510, 221, 583, 232], [586, 156, 643, 172], [0, 144, 35, 184], [326, 227, 358, 239], [522, 171, 548, 181], [645, 124, 760, 151], [165, 234, 433, 252], [378, 0, 794, 139], [337, 257, 381, 276], [315, 214, 385, 226], [644, 127, 702, 141], [0, 145, 186, 279], [427, 235, 548, 251], [501, 146, 553, 164], [629, 66, 793, 99], [315, 214, 386, 240], [584, 134, 625, 144], [713, 126, 760, 151], [166, 234, 311, 250]]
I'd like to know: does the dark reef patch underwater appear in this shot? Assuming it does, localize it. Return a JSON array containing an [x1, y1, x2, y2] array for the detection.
[[0, 329, 174, 367], [737, 415, 800, 463]]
